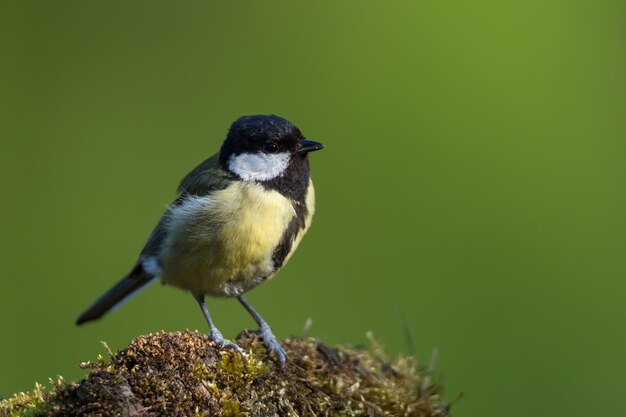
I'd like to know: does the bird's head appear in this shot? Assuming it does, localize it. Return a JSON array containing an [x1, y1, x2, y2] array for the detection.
[[219, 115, 324, 182]]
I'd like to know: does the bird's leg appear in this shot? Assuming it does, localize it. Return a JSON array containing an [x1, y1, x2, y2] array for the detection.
[[194, 294, 242, 352], [237, 295, 287, 368]]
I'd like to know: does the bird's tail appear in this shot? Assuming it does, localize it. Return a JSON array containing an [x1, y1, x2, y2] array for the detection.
[[75, 264, 156, 325]]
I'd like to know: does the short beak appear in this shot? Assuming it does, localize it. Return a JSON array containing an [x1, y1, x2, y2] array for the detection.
[[298, 139, 325, 155]]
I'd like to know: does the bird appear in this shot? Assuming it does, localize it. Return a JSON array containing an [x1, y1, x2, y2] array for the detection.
[[76, 114, 324, 367]]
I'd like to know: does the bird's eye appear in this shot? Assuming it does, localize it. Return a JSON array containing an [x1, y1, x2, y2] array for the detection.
[[265, 143, 279, 153]]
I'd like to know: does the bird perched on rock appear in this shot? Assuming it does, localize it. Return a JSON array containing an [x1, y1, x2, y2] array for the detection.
[[76, 114, 324, 367]]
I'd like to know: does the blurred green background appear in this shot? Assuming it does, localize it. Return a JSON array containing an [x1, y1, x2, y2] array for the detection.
[[1, 1, 625, 416]]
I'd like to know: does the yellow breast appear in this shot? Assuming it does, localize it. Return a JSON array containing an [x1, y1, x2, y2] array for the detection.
[[159, 182, 309, 296]]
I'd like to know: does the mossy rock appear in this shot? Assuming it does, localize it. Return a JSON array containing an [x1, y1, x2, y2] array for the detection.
[[1, 330, 450, 416]]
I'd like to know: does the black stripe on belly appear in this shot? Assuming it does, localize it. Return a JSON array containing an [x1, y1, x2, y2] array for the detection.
[[272, 201, 308, 269]]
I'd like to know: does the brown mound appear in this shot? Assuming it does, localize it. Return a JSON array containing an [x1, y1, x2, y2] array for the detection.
[[2, 331, 450, 417]]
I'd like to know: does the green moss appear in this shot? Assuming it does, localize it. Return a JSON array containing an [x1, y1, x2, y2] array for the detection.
[[219, 349, 268, 379], [219, 399, 242, 417], [2, 331, 451, 416], [0, 382, 54, 417]]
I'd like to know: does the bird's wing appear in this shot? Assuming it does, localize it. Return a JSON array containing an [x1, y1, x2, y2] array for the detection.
[[77, 153, 234, 324], [139, 216, 170, 258], [178, 152, 234, 196], [140, 152, 233, 259]]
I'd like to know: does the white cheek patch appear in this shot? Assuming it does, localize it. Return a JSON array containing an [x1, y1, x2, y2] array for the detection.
[[228, 152, 290, 181]]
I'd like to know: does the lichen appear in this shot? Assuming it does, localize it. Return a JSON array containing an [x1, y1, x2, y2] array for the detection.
[[1, 330, 451, 417]]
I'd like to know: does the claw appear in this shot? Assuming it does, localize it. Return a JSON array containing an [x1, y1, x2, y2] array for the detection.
[[195, 294, 243, 353], [236, 295, 287, 367], [209, 330, 243, 353], [259, 323, 287, 368], [215, 339, 244, 353]]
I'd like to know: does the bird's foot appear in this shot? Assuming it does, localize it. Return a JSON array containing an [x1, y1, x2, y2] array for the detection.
[[209, 329, 243, 353], [258, 323, 287, 368]]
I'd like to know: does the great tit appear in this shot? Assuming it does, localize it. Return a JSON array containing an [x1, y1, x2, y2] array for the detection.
[[76, 114, 324, 367]]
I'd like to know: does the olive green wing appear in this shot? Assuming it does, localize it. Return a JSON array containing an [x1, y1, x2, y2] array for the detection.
[[139, 152, 233, 259], [76, 153, 235, 324], [178, 152, 234, 196]]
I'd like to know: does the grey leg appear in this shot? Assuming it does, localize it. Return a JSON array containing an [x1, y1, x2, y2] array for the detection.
[[238, 295, 287, 367], [194, 294, 242, 352]]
